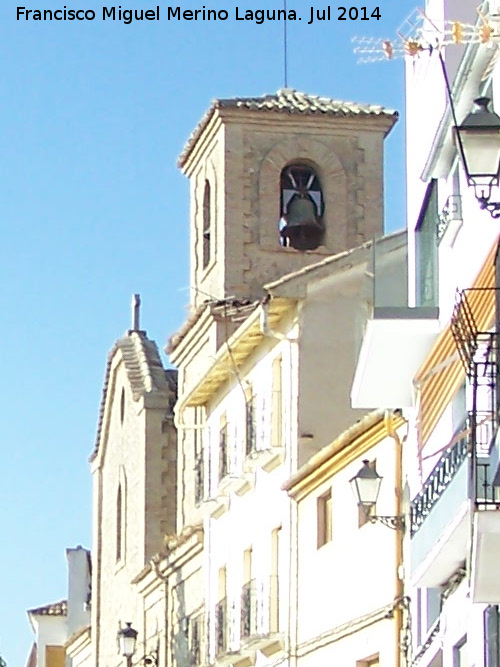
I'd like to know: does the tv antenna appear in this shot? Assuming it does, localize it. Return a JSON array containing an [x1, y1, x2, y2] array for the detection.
[[352, 5, 500, 63]]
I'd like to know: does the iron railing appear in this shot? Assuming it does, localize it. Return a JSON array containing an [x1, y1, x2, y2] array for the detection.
[[241, 581, 257, 639], [194, 452, 204, 505], [218, 426, 229, 481], [410, 430, 469, 535], [240, 576, 280, 641], [215, 598, 227, 656], [450, 288, 500, 508], [245, 398, 257, 457]]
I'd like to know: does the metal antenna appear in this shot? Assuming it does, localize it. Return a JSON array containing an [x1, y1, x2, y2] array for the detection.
[[352, 6, 499, 64], [132, 294, 141, 331], [283, 0, 288, 87]]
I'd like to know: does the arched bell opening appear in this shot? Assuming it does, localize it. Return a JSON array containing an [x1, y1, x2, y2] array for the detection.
[[279, 163, 324, 251]]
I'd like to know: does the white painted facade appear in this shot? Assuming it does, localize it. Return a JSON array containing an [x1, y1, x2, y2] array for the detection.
[[26, 546, 91, 667], [353, 1, 500, 665], [288, 424, 403, 667]]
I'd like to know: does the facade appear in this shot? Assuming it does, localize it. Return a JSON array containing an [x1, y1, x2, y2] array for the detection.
[[88, 319, 178, 667], [25, 88, 402, 666], [25, 546, 91, 667], [284, 409, 407, 667], [351, 1, 500, 666], [166, 88, 399, 667]]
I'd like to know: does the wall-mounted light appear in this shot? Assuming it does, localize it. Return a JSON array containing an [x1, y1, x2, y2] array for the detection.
[[349, 460, 405, 530], [117, 622, 158, 666], [454, 97, 500, 218]]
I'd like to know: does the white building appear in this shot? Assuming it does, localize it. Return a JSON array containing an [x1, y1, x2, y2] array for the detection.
[[352, 1, 500, 665], [283, 409, 406, 667], [25, 546, 91, 667], [25, 88, 405, 667]]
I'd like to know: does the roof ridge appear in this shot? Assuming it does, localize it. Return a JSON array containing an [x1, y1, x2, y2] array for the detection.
[[90, 331, 176, 462], [178, 89, 398, 168], [28, 599, 67, 616]]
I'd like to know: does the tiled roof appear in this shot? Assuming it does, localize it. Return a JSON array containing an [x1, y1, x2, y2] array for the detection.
[[178, 88, 398, 167], [90, 331, 177, 462], [28, 599, 67, 616]]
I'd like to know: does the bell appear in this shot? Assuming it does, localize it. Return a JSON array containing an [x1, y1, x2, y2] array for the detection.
[[280, 197, 324, 251]]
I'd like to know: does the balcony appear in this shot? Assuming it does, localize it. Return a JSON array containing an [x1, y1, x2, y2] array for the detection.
[[218, 430, 253, 497], [215, 599, 250, 667], [410, 412, 500, 595], [195, 450, 229, 519], [410, 430, 470, 588], [351, 232, 440, 409], [240, 577, 283, 657], [352, 307, 440, 409]]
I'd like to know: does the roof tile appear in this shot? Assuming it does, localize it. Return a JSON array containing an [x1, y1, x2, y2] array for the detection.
[[28, 600, 67, 617], [179, 88, 398, 167]]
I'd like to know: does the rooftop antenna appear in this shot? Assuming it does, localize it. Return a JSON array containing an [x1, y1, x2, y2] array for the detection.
[[352, 5, 499, 64], [131, 293, 141, 331], [283, 0, 288, 87]]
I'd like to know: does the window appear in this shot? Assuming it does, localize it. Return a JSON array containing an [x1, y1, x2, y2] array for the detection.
[[116, 483, 123, 562], [317, 488, 332, 548], [415, 180, 439, 307], [453, 637, 467, 667], [219, 415, 229, 481], [120, 387, 125, 424], [485, 606, 500, 667], [188, 613, 203, 665], [271, 356, 283, 449], [280, 163, 324, 251], [215, 567, 227, 656], [241, 549, 254, 639], [203, 180, 211, 268], [245, 389, 256, 456], [415, 588, 441, 648], [194, 422, 204, 505], [270, 527, 281, 632]]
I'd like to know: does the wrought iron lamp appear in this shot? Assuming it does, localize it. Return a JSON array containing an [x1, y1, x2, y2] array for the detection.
[[454, 97, 500, 218], [117, 622, 158, 666], [349, 460, 405, 530]]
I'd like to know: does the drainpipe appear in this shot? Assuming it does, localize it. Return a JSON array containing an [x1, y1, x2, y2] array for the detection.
[[384, 410, 406, 667]]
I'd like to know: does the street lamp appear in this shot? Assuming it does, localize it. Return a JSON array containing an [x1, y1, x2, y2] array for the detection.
[[454, 97, 500, 218], [349, 460, 404, 530], [117, 623, 158, 666], [118, 623, 138, 665]]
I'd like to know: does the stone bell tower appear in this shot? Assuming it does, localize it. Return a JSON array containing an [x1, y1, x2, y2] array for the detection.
[[178, 88, 397, 309]]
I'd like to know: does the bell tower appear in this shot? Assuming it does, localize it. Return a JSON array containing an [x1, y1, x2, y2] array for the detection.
[[178, 88, 397, 308]]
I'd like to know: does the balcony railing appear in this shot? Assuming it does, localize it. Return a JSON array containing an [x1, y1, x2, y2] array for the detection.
[[245, 400, 257, 457], [215, 598, 228, 656], [194, 452, 204, 505], [239, 576, 281, 652], [410, 429, 469, 536], [241, 581, 257, 639], [219, 427, 229, 481]]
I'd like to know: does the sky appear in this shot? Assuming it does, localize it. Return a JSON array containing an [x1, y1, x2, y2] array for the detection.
[[0, 0, 417, 663]]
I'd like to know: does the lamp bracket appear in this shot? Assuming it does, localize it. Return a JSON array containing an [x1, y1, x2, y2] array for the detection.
[[477, 196, 500, 219], [371, 514, 405, 530], [143, 652, 158, 666]]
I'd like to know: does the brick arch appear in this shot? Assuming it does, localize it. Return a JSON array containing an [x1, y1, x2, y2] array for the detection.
[[258, 136, 347, 250]]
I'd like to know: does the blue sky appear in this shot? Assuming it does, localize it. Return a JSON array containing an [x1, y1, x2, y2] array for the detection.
[[0, 0, 416, 663]]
